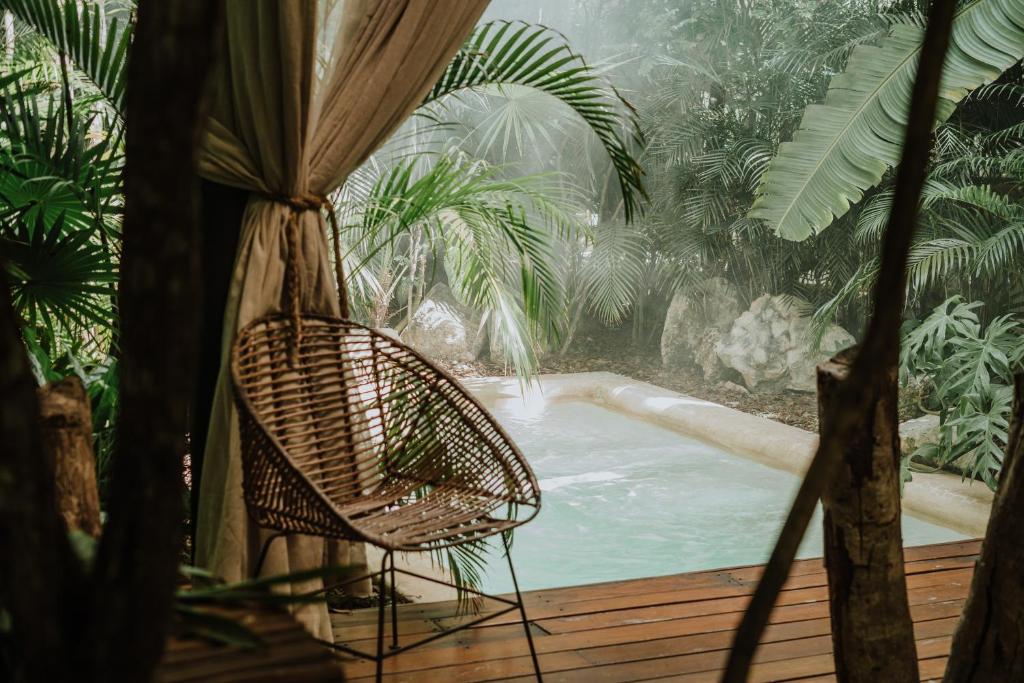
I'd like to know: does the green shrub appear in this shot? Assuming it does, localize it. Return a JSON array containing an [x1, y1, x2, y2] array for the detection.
[[900, 296, 1024, 490]]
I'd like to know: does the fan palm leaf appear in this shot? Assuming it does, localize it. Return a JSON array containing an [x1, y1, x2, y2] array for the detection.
[[3, 212, 116, 345], [0, 88, 123, 235]]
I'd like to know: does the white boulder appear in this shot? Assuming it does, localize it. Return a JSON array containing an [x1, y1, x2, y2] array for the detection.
[[715, 295, 855, 392], [402, 283, 483, 363], [661, 277, 741, 370], [694, 328, 727, 381], [899, 414, 941, 456]]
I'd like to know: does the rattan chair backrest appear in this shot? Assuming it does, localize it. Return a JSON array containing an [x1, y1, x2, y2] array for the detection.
[[230, 314, 540, 545]]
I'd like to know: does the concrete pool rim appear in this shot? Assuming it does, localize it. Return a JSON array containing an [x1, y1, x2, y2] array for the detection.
[[462, 371, 993, 539]]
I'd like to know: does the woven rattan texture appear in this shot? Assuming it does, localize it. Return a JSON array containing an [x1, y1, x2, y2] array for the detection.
[[231, 314, 540, 551]]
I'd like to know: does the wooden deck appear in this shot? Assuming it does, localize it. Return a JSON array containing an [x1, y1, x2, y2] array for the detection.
[[157, 605, 345, 682], [332, 539, 980, 682]]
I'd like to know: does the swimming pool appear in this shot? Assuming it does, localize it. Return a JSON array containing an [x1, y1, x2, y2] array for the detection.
[[478, 398, 966, 594]]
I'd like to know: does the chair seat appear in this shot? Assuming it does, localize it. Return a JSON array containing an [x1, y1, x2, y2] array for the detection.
[[334, 477, 520, 550]]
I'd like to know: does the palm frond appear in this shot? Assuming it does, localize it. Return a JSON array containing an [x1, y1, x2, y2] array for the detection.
[[1, 0, 132, 114], [3, 212, 116, 346], [580, 221, 646, 324], [424, 20, 646, 221], [341, 152, 580, 375]]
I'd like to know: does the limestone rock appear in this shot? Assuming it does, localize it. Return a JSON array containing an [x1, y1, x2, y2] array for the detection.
[[661, 277, 741, 370], [715, 294, 855, 392], [374, 327, 402, 343], [786, 323, 857, 392], [899, 414, 941, 456], [694, 328, 727, 381], [402, 283, 483, 363], [715, 380, 750, 396], [898, 413, 975, 474]]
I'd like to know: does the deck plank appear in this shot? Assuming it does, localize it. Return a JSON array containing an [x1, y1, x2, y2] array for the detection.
[[335, 539, 979, 682], [156, 606, 345, 683]]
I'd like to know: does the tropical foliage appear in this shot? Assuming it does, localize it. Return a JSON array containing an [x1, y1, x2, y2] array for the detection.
[[901, 297, 1024, 489], [499, 0, 1024, 484], [4, 0, 1024, 604], [337, 19, 646, 374], [1, 0, 647, 597], [0, 0, 128, 490], [752, 0, 1024, 240]]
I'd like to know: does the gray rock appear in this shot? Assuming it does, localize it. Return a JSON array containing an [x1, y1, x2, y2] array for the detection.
[[694, 328, 727, 381], [715, 380, 750, 396], [661, 277, 741, 370], [715, 294, 855, 392], [374, 327, 402, 343], [402, 284, 483, 363], [786, 322, 857, 392], [899, 414, 941, 456], [898, 413, 976, 474]]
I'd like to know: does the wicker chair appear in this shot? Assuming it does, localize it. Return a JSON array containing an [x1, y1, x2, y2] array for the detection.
[[231, 313, 543, 682]]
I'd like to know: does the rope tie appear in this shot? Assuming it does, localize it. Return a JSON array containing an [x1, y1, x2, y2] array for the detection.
[[259, 191, 349, 364]]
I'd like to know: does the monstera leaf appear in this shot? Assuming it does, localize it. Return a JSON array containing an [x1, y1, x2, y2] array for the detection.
[[751, 0, 1024, 241]]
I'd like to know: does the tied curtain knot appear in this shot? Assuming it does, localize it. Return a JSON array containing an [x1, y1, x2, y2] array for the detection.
[[259, 191, 349, 362]]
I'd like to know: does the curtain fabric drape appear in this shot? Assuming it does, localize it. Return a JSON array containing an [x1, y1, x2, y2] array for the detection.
[[194, 0, 488, 639]]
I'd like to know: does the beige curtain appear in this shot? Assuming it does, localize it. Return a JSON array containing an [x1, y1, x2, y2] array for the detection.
[[195, 0, 488, 639]]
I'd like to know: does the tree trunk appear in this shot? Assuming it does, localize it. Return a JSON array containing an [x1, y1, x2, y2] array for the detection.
[[720, 1, 956, 678], [943, 374, 1024, 682], [0, 272, 82, 683], [38, 376, 102, 538], [84, 0, 222, 680], [818, 349, 918, 683]]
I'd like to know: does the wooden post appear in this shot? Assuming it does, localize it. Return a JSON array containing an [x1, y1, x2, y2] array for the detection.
[[84, 0, 222, 679], [38, 376, 102, 538], [720, 1, 956, 677], [817, 349, 918, 682], [943, 374, 1024, 682], [0, 273, 82, 682]]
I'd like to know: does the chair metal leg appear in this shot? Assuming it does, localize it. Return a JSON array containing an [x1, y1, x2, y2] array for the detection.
[[253, 531, 287, 578], [389, 552, 399, 649], [503, 534, 542, 681], [375, 550, 390, 683]]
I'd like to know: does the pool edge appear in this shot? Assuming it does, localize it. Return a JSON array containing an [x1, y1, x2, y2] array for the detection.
[[463, 371, 993, 539]]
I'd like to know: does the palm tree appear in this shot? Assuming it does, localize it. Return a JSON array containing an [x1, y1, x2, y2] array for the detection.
[[334, 20, 647, 374]]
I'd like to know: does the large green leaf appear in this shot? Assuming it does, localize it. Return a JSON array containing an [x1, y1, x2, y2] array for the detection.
[[751, 0, 1024, 240], [424, 20, 646, 222], [0, 0, 132, 115]]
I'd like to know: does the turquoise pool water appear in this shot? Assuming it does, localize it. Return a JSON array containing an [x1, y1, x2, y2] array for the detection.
[[479, 398, 966, 594]]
